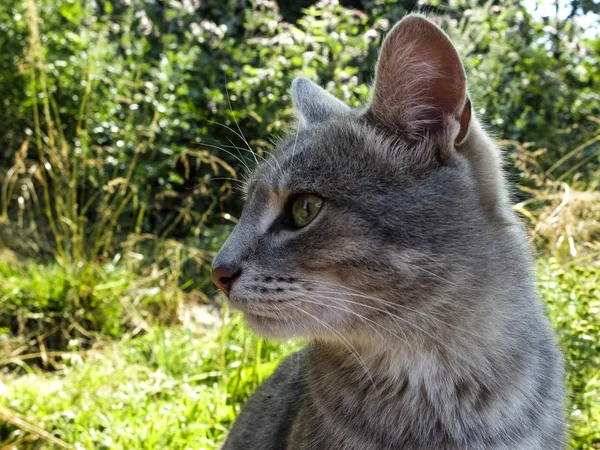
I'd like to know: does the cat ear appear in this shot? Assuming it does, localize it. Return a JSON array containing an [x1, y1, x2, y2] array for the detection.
[[366, 15, 471, 145], [291, 77, 350, 125]]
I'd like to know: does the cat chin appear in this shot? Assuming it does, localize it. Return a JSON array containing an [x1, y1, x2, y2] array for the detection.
[[243, 312, 306, 339]]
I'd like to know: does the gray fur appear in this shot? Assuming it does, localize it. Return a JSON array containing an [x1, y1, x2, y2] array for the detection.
[[222, 351, 306, 449], [215, 14, 565, 450], [292, 77, 351, 125]]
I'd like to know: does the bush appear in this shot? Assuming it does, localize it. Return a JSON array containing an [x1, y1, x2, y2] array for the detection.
[[3, 0, 597, 254], [0, 255, 181, 366], [0, 224, 230, 364]]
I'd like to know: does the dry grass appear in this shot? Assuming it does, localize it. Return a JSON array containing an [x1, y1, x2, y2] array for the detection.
[[509, 116, 600, 261]]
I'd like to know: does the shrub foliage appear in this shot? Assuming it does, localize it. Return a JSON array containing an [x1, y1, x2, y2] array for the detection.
[[1, 0, 598, 250], [0, 0, 598, 448]]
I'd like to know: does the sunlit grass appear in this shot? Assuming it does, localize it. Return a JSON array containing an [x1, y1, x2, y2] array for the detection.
[[0, 259, 598, 449], [0, 312, 300, 449]]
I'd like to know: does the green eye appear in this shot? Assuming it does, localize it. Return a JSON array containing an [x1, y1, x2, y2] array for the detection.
[[291, 194, 323, 228]]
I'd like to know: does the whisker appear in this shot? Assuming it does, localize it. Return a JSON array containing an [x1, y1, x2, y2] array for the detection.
[[264, 150, 284, 178], [307, 290, 426, 343], [203, 107, 285, 180], [221, 142, 266, 161], [287, 302, 376, 387], [223, 137, 284, 177], [295, 281, 473, 363], [303, 278, 486, 340], [203, 176, 245, 184], [405, 262, 457, 286], [206, 119, 256, 157], [316, 291, 467, 363], [191, 140, 252, 175], [300, 293, 416, 356], [194, 138, 263, 166], [224, 77, 258, 166], [290, 100, 302, 170], [226, 136, 258, 167], [297, 295, 387, 342]]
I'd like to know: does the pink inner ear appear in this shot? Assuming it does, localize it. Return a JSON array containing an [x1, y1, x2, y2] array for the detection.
[[368, 16, 469, 141]]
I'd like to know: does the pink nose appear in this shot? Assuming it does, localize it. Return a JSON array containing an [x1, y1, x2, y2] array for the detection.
[[211, 265, 240, 295]]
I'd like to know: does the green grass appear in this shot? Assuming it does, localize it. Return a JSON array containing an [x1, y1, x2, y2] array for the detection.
[[1, 311, 300, 449], [0, 256, 183, 361], [0, 259, 598, 449], [540, 260, 600, 448]]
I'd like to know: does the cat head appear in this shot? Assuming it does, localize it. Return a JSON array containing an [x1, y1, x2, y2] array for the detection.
[[212, 15, 515, 345]]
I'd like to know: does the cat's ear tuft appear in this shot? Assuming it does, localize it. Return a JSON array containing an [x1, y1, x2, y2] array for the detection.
[[291, 77, 350, 125], [366, 15, 471, 145]]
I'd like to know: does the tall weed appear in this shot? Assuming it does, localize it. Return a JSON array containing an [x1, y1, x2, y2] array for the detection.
[[510, 117, 600, 259], [0, 0, 235, 357]]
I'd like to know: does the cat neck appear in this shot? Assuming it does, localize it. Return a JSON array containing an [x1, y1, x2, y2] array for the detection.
[[302, 299, 542, 418], [297, 335, 536, 448], [304, 285, 523, 390], [306, 336, 497, 391]]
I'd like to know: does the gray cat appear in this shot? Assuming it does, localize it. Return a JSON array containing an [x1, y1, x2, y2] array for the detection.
[[211, 14, 566, 450]]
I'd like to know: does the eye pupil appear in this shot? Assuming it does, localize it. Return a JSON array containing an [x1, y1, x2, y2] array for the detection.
[[301, 200, 310, 215]]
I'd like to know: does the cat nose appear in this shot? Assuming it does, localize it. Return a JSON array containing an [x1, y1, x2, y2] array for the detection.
[[211, 264, 241, 295]]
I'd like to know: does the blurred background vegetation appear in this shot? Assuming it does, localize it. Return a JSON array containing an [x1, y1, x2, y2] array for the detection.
[[0, 0, 598, 448]]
